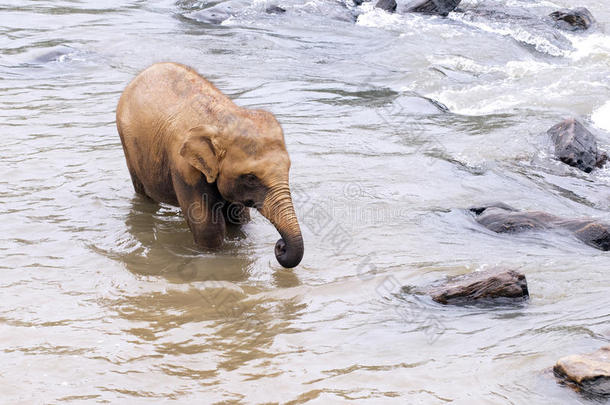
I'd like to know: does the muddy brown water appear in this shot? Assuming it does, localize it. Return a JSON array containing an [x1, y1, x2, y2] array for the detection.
[[1, 0, 609, 403]]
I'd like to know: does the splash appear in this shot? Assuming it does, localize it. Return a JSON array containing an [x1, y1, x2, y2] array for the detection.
[[591, 102, 610, 133]]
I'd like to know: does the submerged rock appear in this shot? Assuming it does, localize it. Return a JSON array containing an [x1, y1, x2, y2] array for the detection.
[[406, 0, 462, 17], [471, 204, 610, 251], [376, 0, 397, 13], [31, 46, 75, 64], [547, 118, 607, 173], [554, 346, 610, 397], [265, 5, 286, 14], [452, 4, 574, 56], [427, 269, 529, 305], [186, 0, 357, 24], [188, 3, 235, 24], [473, 207, 555, 233], [550, 7, 595, 31], [469, 202, 516, 216]]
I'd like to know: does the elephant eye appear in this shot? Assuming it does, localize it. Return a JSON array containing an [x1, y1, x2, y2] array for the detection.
[[240, 173, 258, 185]]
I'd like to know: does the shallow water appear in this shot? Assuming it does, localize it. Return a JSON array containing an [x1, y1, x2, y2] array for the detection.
[[1, 0, 609, 403]]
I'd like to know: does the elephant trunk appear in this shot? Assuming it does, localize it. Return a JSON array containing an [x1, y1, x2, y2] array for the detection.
[[259, 182, 304, 268]]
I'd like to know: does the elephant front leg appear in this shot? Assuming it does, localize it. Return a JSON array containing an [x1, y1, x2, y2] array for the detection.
[[172, 172, 226, 249]]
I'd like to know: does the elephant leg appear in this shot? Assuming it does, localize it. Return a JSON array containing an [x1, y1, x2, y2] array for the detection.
[[223, 202, 251, 227], [127, 166, 147, 196], [172, 171, 226, 248], [117, 124, 148, 197]]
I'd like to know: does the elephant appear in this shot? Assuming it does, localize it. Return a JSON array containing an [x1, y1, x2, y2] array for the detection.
[[116, 62, 304, 268]]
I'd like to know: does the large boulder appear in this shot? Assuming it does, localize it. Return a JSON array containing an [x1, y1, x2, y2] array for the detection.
[[375, 0, 397, 13], [550, 7, 595, 31], [426, 269, 529, 305], [547, 118, 607, 173], [471, 204, 610, 251], [554, 346, 610, 397], [405, 0, 462, 17]]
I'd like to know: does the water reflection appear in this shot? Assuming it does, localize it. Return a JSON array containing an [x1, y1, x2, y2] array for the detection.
[[121, 195, 255, 283], [101, 196, 309, 377], [104, 278, 308, 373]]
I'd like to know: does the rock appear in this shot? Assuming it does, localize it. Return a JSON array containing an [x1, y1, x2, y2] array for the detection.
[[406, 0, 462, 17], [547, 118, 607, 173], [375, 0, 397, 13], [265, 5, 286, 14], [472, 205, 555, 233], [550, 7, 595, 31], [559, 220, 610, 251], [427, 269, 529, 305], [554, 346, 610, 397], [471, 204, 610, 251]]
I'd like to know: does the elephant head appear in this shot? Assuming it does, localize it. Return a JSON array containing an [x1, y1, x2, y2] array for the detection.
[[179, 111, 304, 268]]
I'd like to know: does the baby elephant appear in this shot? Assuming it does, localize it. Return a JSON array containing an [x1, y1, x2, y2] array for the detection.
[[116, 62, 304, 268]]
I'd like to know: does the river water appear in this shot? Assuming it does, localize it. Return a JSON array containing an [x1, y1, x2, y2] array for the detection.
[[1, 0, 609, 403]]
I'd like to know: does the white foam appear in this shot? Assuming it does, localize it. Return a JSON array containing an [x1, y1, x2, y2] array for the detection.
[[504, 0, 561, 9], [429, 54, 554, 80], [566, 32, 610, 61], [449, 13, 569, 57], [436, 88, 522, 115], [591, 102, 610, 132], [356, 3, 402, 28]]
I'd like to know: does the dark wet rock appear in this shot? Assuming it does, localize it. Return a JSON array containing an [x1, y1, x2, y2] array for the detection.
[[559, 220, 610, 251], [550, 7, 595, 32], [265, 5, 286, 14], [471, 204, 610, 251], [426, 269, 529, 305], [554, 346, 610, 398], [406, 0, 462, 17], [547, 118, 607, 173], [376, 0, 397, 13], [474, 207, 555, 233]]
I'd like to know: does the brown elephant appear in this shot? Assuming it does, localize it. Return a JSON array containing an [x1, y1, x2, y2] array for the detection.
[[116, 62, 304, 268]]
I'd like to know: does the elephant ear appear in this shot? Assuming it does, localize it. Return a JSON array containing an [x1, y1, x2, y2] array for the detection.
[[179, 126, 221, 183]]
